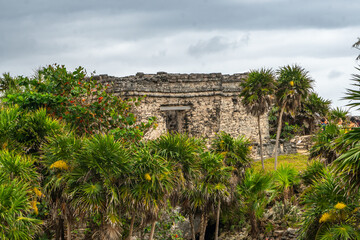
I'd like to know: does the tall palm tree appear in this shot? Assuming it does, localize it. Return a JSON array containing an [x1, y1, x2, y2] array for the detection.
[[240, 68, 276, 170], [274, 65, 314, 169], [129, 144, 176, 240], [150, 133, 203, 240], [42, 132, 84, 240], [301, 92, 332, 133], [199, 152, 232, 240], [68, 134, 131, 239]]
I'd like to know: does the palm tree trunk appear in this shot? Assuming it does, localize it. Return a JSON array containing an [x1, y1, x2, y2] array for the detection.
[[127, 213, 135, 240], [55, 216, 65, 240], [257, 115, 264, 170], [66, 219, 71, 240], [149, 220, 156, 240], [199, 213, 205, 240], [189, 214, 196, 240], [249, 210, 258, 237], [199, 212, 208, 240], [215, 201, 221, 240], [275, 105, 286, 170]]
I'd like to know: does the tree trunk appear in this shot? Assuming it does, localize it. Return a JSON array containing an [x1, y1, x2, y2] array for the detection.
[[199, 213, 205, 240], [66, 219, 71, 240], [55, 216, 65, 240], [199, 212, 208, 240], [274, 105, 286, 170], [249, 210, 258, 237], [60, 217, 65, 240], [215, 201, 221, 240], [258, 115, 264, 170], [149, 220, 156, 240], [189, 214, 196, 240], [127, 213, 135, 240]]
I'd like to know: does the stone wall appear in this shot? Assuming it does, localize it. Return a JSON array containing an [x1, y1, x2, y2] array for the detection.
[[95, 72, 270, 142]]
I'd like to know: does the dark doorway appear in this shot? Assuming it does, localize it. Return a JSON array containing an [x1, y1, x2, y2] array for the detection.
[[160, 105, 191, 133]]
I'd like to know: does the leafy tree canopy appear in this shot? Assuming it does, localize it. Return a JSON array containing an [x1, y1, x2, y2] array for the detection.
[[1, 64, 155, 142]]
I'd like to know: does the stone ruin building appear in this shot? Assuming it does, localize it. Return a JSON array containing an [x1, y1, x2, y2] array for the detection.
[[97, 72, 269, 140], [96, 72, 308, 157]]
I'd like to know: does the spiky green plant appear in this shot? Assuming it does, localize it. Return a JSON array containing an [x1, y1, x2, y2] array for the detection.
[[301, 160, 326, 186], [0, 177, 41, 240], [0, 105, 65, 154], [42, 131, 84, 240], [0, 149, 41, 239], [310, 123, 342, 164], [301, 92, 332, 133], [211, 132, 252, 173], [318, 224, 360, 240], [273, 164, 300, 201], [200, 152, 233, 240], [343, 67, 360, 111], [238, 169, 275, 236], [299, 171, 357, 240], [327, 107, 349, 123], [150, 133, 204, 183]]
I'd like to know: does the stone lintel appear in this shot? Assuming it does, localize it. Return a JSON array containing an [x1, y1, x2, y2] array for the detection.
[[160, 106, 192, 111]]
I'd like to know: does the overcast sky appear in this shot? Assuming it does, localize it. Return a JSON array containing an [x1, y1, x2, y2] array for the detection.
[[1, 0, 359, 113]]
